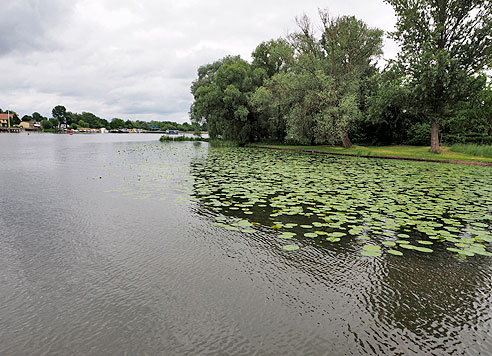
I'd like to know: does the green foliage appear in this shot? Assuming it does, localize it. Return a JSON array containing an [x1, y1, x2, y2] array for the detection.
[[52, 105, 67, 124], [251, 39, 292, 78], [445, 77, 492, 138], [191, 56, 262, 145], [110, 118, 125, 130], [385, 0, 492, 148], [12, 114, 20, 125], [192, 147, 492, 259], [362, 68, 417, 144], [251, 143, 492, 162], [78, 120, 90, 128], [406, 123, 431, 146], [49, 118, 59, 129], [236, 11, 383, 146], [159, 135, 208, 142], [32, 112, 46, 122], [41, 119, 52, 129], [450, 144, 492, 158], [207, 139, 239, 147]]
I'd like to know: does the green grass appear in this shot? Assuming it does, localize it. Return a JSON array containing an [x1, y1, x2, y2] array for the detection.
[[158, 135, 240, 147], [249, 144, 492, 163], [450, 144, 492, 158], [160, 135, 208, 142], [208, 139, 239, 147]]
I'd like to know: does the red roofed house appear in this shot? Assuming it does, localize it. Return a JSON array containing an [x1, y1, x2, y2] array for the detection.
[[0, 113, 15, 128]]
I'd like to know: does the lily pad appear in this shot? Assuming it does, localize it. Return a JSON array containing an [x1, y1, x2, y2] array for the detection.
[[361, 250, 382, 257], [304, 232, 318, 238], [363, 244, 381, 252], [413, 246, 433, 253], [326, 237, 341, 242], [387, 249, 403, 256]]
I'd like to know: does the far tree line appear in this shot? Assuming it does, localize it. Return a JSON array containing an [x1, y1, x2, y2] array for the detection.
[[190, 2, 492, 151], [2, 105, 201, 132]]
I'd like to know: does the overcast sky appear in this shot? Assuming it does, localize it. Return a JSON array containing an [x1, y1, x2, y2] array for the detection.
[[1, 0, 398, 123]]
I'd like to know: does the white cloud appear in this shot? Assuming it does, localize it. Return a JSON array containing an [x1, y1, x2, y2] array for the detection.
[[0, 0, 397, 122]]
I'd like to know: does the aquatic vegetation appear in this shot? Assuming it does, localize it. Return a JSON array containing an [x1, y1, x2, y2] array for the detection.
[[282, 244, 300, 251], [191, 147, 492, 258], [160, 135, 208, 142]]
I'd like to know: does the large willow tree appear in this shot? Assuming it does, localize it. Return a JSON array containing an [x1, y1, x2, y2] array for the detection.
[[253, 11, 383, 147], [385, 0, 492, 153], [190, 56, 265, 144]]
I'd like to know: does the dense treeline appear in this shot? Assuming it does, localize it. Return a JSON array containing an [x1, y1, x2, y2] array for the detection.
[[18, 105, 198, 132], [190, 3, 492, 149]]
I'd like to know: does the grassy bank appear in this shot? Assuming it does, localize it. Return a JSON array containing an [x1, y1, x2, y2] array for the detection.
[[160, 135, 208, 142], [249, 144, 492, 164], [159, 136, 240, 147], [450, 144, 492, 158]]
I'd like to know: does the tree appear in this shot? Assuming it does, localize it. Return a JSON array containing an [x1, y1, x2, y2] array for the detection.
[[110, 118, 125, 129], [49, 118, 60, 129], [315, 12, 384, 147], [11, 113, 20, 126], [21, 115, 33, 122], [190, 56, 264, 144], [66, 112, 80, 126], [364, 67, 418, 144], [250, 39, 294, 142], [252, 39, 292, 78], [385, 0, 492, 152], [81, 112, 102, 128], [445, 75, 492, 141], [52, 105, 67, 125], [32, 112, 46, 122], [41, 119, 52, 129], [78, 120, 89, 128], [253, 12, 383, 147]]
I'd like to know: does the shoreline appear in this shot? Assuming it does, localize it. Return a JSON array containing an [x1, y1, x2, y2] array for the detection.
[[251, 145, 492, 167]]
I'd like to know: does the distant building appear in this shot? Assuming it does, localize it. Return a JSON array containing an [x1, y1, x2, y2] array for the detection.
[[0, 113, 14, 128], [19, 121, 42, 130], [19, 121, 34, 130]]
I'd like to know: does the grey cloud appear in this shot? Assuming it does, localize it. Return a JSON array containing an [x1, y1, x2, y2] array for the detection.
[[0, 0, 74, 55], [0, 0, 398, 123]]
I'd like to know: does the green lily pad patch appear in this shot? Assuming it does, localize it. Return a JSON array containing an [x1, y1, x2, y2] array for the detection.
[[283, 244, 300, 251], [361, 250, 382, 257], [304, 232, 318, 238], [387, 249, 403, 256]]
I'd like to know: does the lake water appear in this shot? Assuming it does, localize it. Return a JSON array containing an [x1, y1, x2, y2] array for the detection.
[[1, 133, 492, 355]]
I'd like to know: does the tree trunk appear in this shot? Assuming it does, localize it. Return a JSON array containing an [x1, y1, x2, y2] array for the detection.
[[341, 133, 353, 148], [430, 121, 440, 153]]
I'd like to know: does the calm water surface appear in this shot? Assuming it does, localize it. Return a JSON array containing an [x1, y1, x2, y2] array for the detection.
[[1, 133, 492, 355]]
